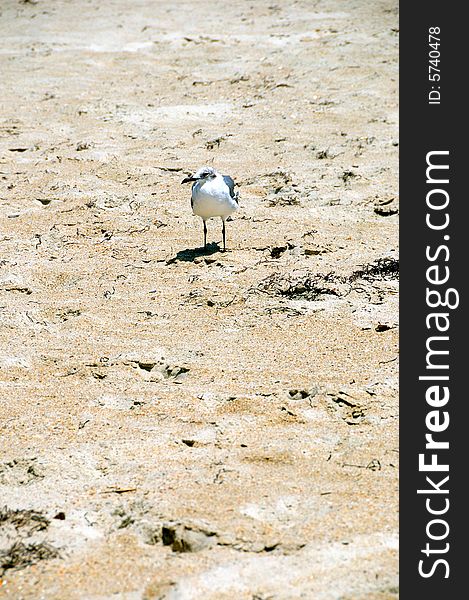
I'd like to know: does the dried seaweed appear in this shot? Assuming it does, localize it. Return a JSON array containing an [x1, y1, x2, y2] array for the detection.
[[0, 507, 49, 534], [351, 257, 399, 282], [257, 257, 398, 301], [0, 541, 59, 576]]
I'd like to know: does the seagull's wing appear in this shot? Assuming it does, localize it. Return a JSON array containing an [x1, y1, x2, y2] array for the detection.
[[223, 175, 238, 203], [191, 181, 197, 209]]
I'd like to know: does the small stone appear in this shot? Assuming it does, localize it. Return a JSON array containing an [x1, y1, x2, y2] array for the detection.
[[162, 524, 217, 553]]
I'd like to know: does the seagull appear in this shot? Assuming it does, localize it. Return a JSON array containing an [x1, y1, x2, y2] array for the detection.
[[181, 166, 239, 251]]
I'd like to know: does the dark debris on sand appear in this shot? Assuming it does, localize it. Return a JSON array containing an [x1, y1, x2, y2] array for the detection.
[[0, 541, 59, 576], [257, 257, 399, 301]]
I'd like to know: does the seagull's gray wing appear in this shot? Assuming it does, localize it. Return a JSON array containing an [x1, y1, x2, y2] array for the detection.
[[223, 175, 238, 202], [191, 181, 197, 209]]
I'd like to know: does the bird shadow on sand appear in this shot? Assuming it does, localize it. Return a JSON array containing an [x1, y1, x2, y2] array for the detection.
[[167, 242, 222, 264]]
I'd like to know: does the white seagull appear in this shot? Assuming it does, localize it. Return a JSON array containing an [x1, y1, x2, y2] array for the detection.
[[181, 166, 239, 251]]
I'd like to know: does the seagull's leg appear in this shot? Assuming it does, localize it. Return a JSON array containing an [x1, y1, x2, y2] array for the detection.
[[203, 219, 207, 249], [222, 218, 226, 252]]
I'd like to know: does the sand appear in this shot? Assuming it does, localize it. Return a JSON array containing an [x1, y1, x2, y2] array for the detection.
[[0, 0, 398, 598]]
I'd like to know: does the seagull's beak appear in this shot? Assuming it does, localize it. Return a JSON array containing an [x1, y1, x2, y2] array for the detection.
[[181, 176, 197, 184]]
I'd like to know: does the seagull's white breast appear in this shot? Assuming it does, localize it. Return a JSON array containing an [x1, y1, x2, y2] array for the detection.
[[191, 175, 238, 219]]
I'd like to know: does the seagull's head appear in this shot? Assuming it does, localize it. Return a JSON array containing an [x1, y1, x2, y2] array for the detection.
[[181, 166, 217, 184]]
